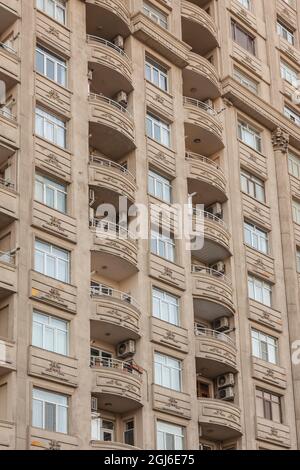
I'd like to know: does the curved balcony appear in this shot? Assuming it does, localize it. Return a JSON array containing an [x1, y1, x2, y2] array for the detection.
[[195, 326, 237, 377], [89, 94, 135, 159], [91, 441, 140, 450], [0, 250, 17, 299], [192, 210, 231, 264], [198, 398, 242, 440], [181, 0, 219, 55], [87, 36, 133, 96], [183, 97, 223, 156], [91, 357, 143, 413], [90, 220, 138, 282], [192, 266, 235, 319], [183, 53, 220, 101], [86, 0, 131, 39], [90, 285, 141, 343], [89, 156, 136, 204], [186, 153, 227, 206]]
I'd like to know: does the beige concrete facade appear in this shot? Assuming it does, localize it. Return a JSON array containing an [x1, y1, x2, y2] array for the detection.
[[0, 0, 300, 451]]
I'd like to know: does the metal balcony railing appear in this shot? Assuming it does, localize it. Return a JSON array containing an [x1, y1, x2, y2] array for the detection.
[[193, 209, 227, 230], [185, 152, 221, 170], [0, 250, 15, 265], [0, 42, 17, 55], [0, 107, 16, 121], [0, 178, 14, 190], [89, 219, 136, 240], [194, 324, 235, 347], [183, 96, 217, 116], [90, 285, 140, 310], [191, 265, 231, 285], [89, 155, 136, 183], [88, 93, 132, 118], [87, 35, 130, 60], [90, 356, 143, 377]]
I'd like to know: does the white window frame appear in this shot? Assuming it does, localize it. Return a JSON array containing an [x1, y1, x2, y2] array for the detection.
[[145, 56, 168, 92], [244, 221, 269, 254], [280, 61, 298, 87], [148, 170, 172, 203], [156, 421, 184, 450], [36, 46, 67, 87], [35, 173, 67, 213], [32, 311, 69, 356], [248, 275, 272, 307], [35, 107, 67, 148], [36, 0, 66, 25], [34, 239, 70, 283], [297, 249, 300, 273], [91, 416, 115, 442], [32, 388, 68, 434], [292, 199, 300, 224], [238, 0, 251, 10], [251, 329, 278, 365], [284, 106, 300, 126], [234, 68, 258, 93], [152, 287, 179, 326], [146, 113, 170, 148], [277, 21, 295, 45], [288, 152, 300, 178], [154, 353, 182, 391], [151, 230, 175, 262], [143, 2, 168, 29], [238, 120, 262, 152], [241, 169, 265, 203]]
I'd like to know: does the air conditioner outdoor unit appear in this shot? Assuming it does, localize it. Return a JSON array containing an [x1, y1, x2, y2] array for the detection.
[[91, 396, 98, 412], [207, 202, 222, 219], [116, 90, 128, 108], [117, 340, 136, 359], [211, 261, 226, 274], [217, 386, 235, 401], [212, 317, 230, 332], [217, 373, 235, 389], [113, 35, 124, 50]]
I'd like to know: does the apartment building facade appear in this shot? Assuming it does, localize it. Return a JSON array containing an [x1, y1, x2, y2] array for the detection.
[[0, 0, 300, 451]]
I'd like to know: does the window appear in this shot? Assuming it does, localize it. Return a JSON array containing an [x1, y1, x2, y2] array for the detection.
[[231, 20, 255, 55], [248, 275, 272, 307], [238, 0, 251, 9], [32, 311, 69, 356], [35, 173, 67, 213], [234, 68, 258, 93], [36, 0, 66, 25], [148, 170, 172, 203], [292, 199, 300, 224], [154, 353, 182, 391], [197, 381, 212, 399], [35, 107, 66, 148], [145, 56, 168, 92], [34, 239, 70, 283], [297, 249, 300, 273], [241, 170, 265, 202], [152, 287, 179, 326], [151, 230, 175, 262], [124, 420, 135, 446], [157, 421, 184, 450], [143, 2, 168, 29], [288, 152, 300, 178], [277, 21, 295, 45], [251, 329, 278, 364], [280, 61, 298, 87], [91, 417, 114, 442], [32, 388, 68, 433], [244, 221, 269, 254], [284, 106, 300, 126], [36, 47, 67, 87], [256, 389, 282, 423], [238, 121, 262, 152], [90, 348, 112, 367], [146, 113, 170, 147]]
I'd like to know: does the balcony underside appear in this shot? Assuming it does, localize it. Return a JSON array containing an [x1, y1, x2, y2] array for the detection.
[[89, 122, 135, 160], [88, 60, 133, 96], [93, 392, 142, 414], [183, 68, 220, 102], [200, 421, 241, 441], [91, 251, 138, 282], [181, 18, 218, 55], [185, 122, 223, 156], [86, 3, 131, 40], [192, 238, 231, 264], [193, 298, 234, 321], [0, 4, 18, 33], [91, 319, 140, 344], [188, 178, 227, 206], [196, 356, 237, 378]]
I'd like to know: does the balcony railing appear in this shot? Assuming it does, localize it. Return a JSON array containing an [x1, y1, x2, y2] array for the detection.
[[194, 324, 235, 347], [87, 35, 129, 59], [89, 219, 136, 240], [0, 178, 14, 190], [192, 265, 231, 285], [0, 42, 17, 55], [88, 93, 132, 118], [0, 107, 16, 121], [185, 152, 220, 170], [183, 96, 217, 116], [90, 285, 140, 310], [90, 356, 143, 377], [89, 155, 136, 183], [0, 250, 15, 265], [193, 209, 227, 230]]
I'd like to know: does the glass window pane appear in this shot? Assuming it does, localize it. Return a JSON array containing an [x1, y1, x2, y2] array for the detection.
[[32, 399, 43, 428]]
